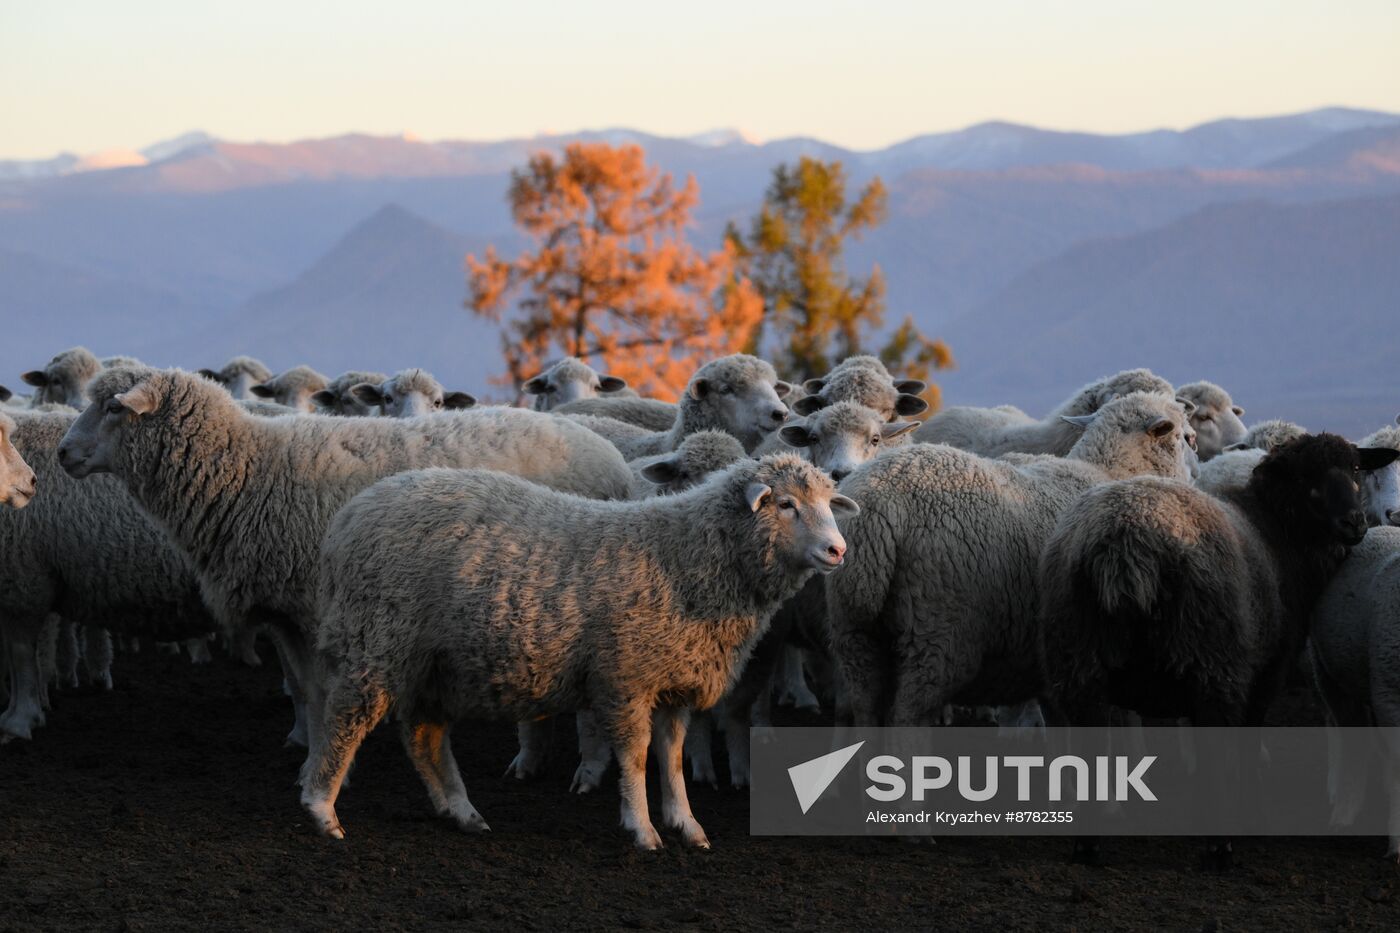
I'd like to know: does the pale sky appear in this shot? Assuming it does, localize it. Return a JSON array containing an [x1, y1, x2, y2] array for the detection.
[[2, 0, 1398, 159]]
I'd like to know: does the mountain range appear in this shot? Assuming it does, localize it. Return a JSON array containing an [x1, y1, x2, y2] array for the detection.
[[2, 108, 1398, 434]]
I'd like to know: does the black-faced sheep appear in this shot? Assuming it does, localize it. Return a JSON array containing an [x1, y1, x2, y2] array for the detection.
[[350, 368, 475, 418], [57, 367, 635, 749], [827, 392, 1197, 728], [914, 368, 1175, 456], [250, 365, 329, 413], [302, 455, 857, 848], [198, 356, 274, 401]]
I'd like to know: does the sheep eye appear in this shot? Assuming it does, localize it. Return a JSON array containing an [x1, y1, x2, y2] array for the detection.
[[871, 435, 881, 445], [779, 499, 796, 511], [104, 399, 124, 414], [720, 385, 734, 395], [434, 399, 444, 409], [383, 395, 393, 404]]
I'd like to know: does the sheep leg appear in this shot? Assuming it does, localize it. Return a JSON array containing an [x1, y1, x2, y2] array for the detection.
[[652, 706, 709, 848], [775, 646, 820, 713], [35, 615, 58, 711], [229, 628, 262, 667], [0, 617, 47, 741], [81, 627, 113, 691], [1311, 647, 1372, 826], [400, 719, 489, 832], [299, 672, 390, 839], [56, 620, 80, 689], [570, 711, 612, 794], [268, 629, 311, 748], [185, 636, 213, 665], [605, 703, 662, 850], [504, 719, 551, 780], [830, 627, 885, 727], [684, 710, 719, 788]]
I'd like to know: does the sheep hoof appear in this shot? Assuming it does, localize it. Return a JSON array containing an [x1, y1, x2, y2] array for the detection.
[[502, 751, 546, 781], [632, 827, 664, 851], [569, 761, 608, 794]]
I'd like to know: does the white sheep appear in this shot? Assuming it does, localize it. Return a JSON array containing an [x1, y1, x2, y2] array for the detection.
[[522, 356, 635, 410], [349, 368, 475, 418], [21, 347, 102, 408], [249, 365, 330, 413], [578, 355, 791, 459], [302, 454, 857, 848], [827, 392, 1196, 727], [1358, 417, 1400, 527], [1308, 525, 1400, 860], [1175, 381, 1247, 461], [310, 370, 388, 415], [791, 362, 928, 421], [198, 356, 275, 401], [914, 368, 1175, 456], [58, 367, 635, 748], [553, 396, 678, 432], [1, 409, 217, 740]]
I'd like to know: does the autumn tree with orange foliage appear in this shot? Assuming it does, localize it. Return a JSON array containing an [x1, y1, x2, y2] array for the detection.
[[727, 157, 953, 410], [466, 143, 762, 400]]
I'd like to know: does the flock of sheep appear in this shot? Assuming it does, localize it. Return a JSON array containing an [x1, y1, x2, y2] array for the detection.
[[1, 345, 1398, 862]]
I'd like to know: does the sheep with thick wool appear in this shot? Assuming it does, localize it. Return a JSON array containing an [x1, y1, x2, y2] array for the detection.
[[250, 365, 329, 413], [1175, 381, 1248, 461], [21, 347, 102, 408], [57, 367, 635, 748], [915, 368, 1174, 456], [303, 454, 856, 848], [554, 396, 678, 432], [523, 357, 637, 410], [827, 391, 1197, 727], [1, 410, 216, 740], [791, 358, 927, 421], [198, 356, 273, 401], [576, 355, 790, 459], [350, 368, 475, 418], [311, 370, 388, 415]]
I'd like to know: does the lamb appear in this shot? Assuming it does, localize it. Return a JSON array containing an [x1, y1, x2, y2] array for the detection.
[[198, 356, 274, 401], [553, 396, 678, 432], [310, 370, 388, 416], [349, 369, 475, 418], [1307, 525, 1400, 860], [302, 454, 857, 848], [1038, 434, 1394, 728], [57, 367, 635, 747], [523, 356, 635, 411], [21, 347, 102, 408], [1175, 381, 1247, 460], [791, 363, 928, 421], [914, 368, 1175, 456], [2, 409, 217, 740], [580, 355, 790, 460], [249, 365, 330, 413], [826, 392, 1197, 728]]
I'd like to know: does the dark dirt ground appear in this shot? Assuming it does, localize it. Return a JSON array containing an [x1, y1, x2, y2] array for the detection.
[[2, 650, 1398, 933]]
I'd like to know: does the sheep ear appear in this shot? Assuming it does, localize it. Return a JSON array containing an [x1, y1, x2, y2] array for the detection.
[[688, 378, 711, 400], [779, 425, 814, 448], [894, 393, 929, 416], [114, 384, 159, 416], [0, 385, 11, 402], [744, 481, 772, 512], [640, 459, 681, 484], [774, 380, 793, 399], [197, 368, 222, 382], [1061, 414, 1096, 428], [1174, 396, 1197, 415], [311, 390, 336, 408], [829, 493, 860, 516], [792, 395, 825, 416], [249, 383, 275, 399], [1147, 418, 1175, 439], [21, 370, 48, 388], [443, 391, 476, 410], [1225, 442, 1250, 452], [522, 375, 549, 395], [882, 421, 919, 440], [803, 378, 827, 394], [894, 379, 926, 395], [1358, 447, 1400, 471], [1231, 406, 1245, 417], [598, 375, 627, 393], [350, 384, 384, 406]]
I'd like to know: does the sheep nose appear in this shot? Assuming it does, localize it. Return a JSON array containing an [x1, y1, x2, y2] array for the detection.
[[769, 407, 787, 423], [56, 445, 72, 467], [826, 541, 846, 562], [830, 467, 850, 483]]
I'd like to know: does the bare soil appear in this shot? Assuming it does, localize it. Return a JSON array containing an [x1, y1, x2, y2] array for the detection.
[[2, 650, 1397, 932]]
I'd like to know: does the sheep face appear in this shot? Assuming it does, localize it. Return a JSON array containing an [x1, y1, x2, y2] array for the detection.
[[1189, 402, 1247, 461], [0, 415, 37, 508], [523, 358, 626, 411], [1361, 456, 1400, 527], [795, 367, 927, 421], [197, 357, 273, 401], [639, 431, 745, 495], [779, 401, 918, 482], [1251, 435, 1399, 547], [688, 361, 791, 452], [745, 456, 859, 575], [249, 366, 328, 413], [22, 347, 101, 408], [351, 369, 476, 418]]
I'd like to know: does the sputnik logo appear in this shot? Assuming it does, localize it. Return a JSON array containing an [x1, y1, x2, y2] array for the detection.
[[788, 741, 865, 814]]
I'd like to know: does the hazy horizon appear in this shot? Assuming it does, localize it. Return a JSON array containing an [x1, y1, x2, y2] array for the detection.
[[4, 0, 1399, 159]]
